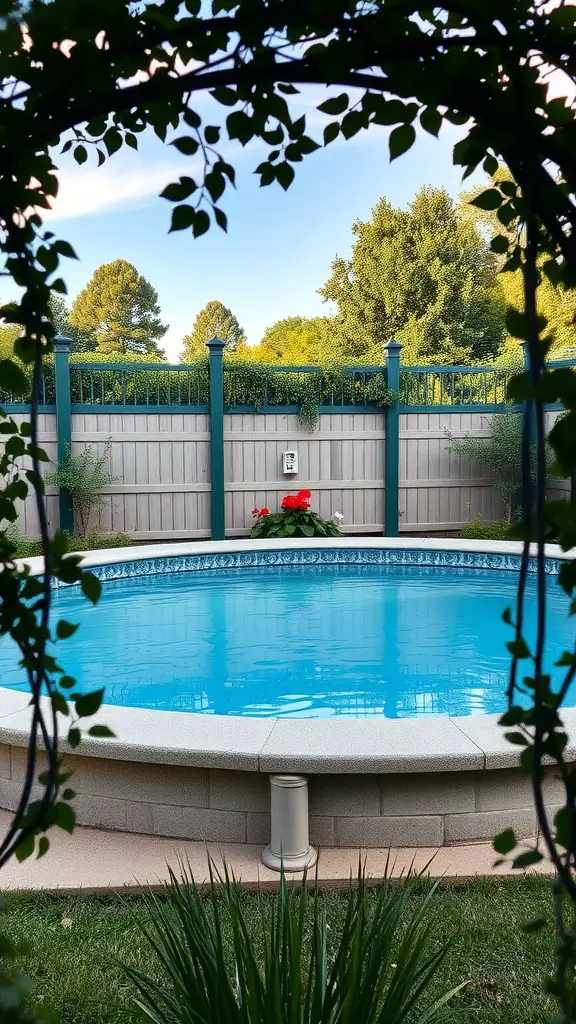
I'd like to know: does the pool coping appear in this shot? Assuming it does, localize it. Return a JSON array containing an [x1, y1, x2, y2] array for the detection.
[[6, 537, 576, 776]]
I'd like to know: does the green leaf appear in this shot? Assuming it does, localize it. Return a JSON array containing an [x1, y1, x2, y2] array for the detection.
[[483, 154, 499, 175], [556, 651, 576, 667], [204, 125, 220, 144], [555, 806, 574, 848], [193, 210, 210, 238], [323, 122, 340, 145], [160, 178, 197, 202], [5, 435, 25, 457], [389, 124, 416, 161], [125, 132, 138, 150], [506, 639, 531, 659], [490, 235, 509, 254], [67, 727, 81, 748], [81, 571, 101, 605], [183, 109, 201, 130], [54, 240, 78, 260], [211, 86, 237, 106], [15, 834, 35, 863], [470, 188, 502, 210], [171, 136, 199, 156], [37, 836, 50, 859], [505, 307, 527, 339], [54, 801, 76, 834], [103, 128, 122, 156], [214, 207, 227, 232], [275, 162, 295, 191], [75, 688, 104, 718], [317, 93, 349, 115], [0, 360, 29, 396], [56, 620, 79, 640], [504, 731, 528, 746], [51, 691, 69, 716], [340, 111, 366, 140], [499, 706, 525, 727], [88, 725, 116, 738], [493, 828, 517, 854], [169, 204, 197, 232], [74, 145, 88, 165], [419, 107, 442, 136], [205, 170, 225, 202], [512, 849, 543, 869]]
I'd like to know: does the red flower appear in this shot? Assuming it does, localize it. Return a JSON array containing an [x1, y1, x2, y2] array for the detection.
[[252, 507, 259, 516], [298, 489, 311, 500], [260, 507, 270, 517], [282, 492, 310, 510]]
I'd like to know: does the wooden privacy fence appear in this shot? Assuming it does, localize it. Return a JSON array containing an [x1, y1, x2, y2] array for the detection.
[[3, 338, 573, 540]]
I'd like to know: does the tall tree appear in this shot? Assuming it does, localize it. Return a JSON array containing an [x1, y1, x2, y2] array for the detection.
[[69, 259, 167, 357], [251, 316, 340, 364], [460, 173, 576, 356], [48, 294, 93, 353], [320, 187, 506, 365], [181, 300, 246, 361]]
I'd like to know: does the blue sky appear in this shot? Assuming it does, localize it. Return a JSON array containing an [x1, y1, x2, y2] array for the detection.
[[32, 93, 482, 362]]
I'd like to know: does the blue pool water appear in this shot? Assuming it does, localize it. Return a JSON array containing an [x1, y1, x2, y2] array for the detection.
[[0, 563, 573, 718]]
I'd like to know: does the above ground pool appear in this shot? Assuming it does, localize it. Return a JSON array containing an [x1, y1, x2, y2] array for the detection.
[[1, 545, 573, 719]]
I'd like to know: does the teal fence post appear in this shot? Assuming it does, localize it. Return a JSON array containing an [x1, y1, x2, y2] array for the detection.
[[207, 336, 226, 540], [54, 334, 74, 534], [384, 340, 402, 537]]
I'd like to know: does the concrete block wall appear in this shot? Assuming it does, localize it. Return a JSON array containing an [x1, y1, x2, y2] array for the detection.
[[0, 745, 563, 848]]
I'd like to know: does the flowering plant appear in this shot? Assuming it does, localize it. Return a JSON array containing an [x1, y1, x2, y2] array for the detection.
[[251, 489, 342, 538]]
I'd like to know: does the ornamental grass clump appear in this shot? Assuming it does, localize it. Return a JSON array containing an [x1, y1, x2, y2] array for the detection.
[[250, 489, 342, 538], [127, 863, 464, 1024]]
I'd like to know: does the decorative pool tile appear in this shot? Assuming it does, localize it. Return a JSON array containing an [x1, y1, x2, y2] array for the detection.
[[52, 546, 561, 588]]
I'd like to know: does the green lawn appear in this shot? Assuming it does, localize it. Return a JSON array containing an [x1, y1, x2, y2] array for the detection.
[[1, 877, 557, 1023]]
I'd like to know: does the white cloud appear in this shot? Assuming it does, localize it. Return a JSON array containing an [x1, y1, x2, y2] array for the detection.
[[43, 159, 190, 222]]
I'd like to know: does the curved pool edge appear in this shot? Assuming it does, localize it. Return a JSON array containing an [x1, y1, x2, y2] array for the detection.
[[0, 693, 576, 774], [4, 537, 575, 850], [17, 535, 576, 578]]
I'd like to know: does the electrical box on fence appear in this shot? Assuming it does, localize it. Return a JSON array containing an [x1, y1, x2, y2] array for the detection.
[[282, 450, 298, 475]]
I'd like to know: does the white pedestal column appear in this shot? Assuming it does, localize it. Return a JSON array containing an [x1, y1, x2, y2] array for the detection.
[[262, 774, 317, 872]]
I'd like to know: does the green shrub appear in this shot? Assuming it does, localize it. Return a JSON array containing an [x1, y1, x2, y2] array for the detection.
[[127, 864, 463, 1024], [45, 439, 118, 537], [6, 526, 132, 560], [458, 515, 511, 540]]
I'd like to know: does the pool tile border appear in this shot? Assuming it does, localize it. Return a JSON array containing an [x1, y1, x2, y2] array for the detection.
[[50, 545, 561, 587]]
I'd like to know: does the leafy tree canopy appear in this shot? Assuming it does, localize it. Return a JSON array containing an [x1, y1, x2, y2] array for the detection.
[[250, 316, 340, 364], [69, 259, 167, 357], [181, 299, 245, 361], [320, 187, 506, 365]]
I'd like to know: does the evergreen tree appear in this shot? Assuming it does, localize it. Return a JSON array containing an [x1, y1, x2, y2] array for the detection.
[[69, 259, 167, 357], [320, 187, 505, 365], [180, 300, 246, 361]]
